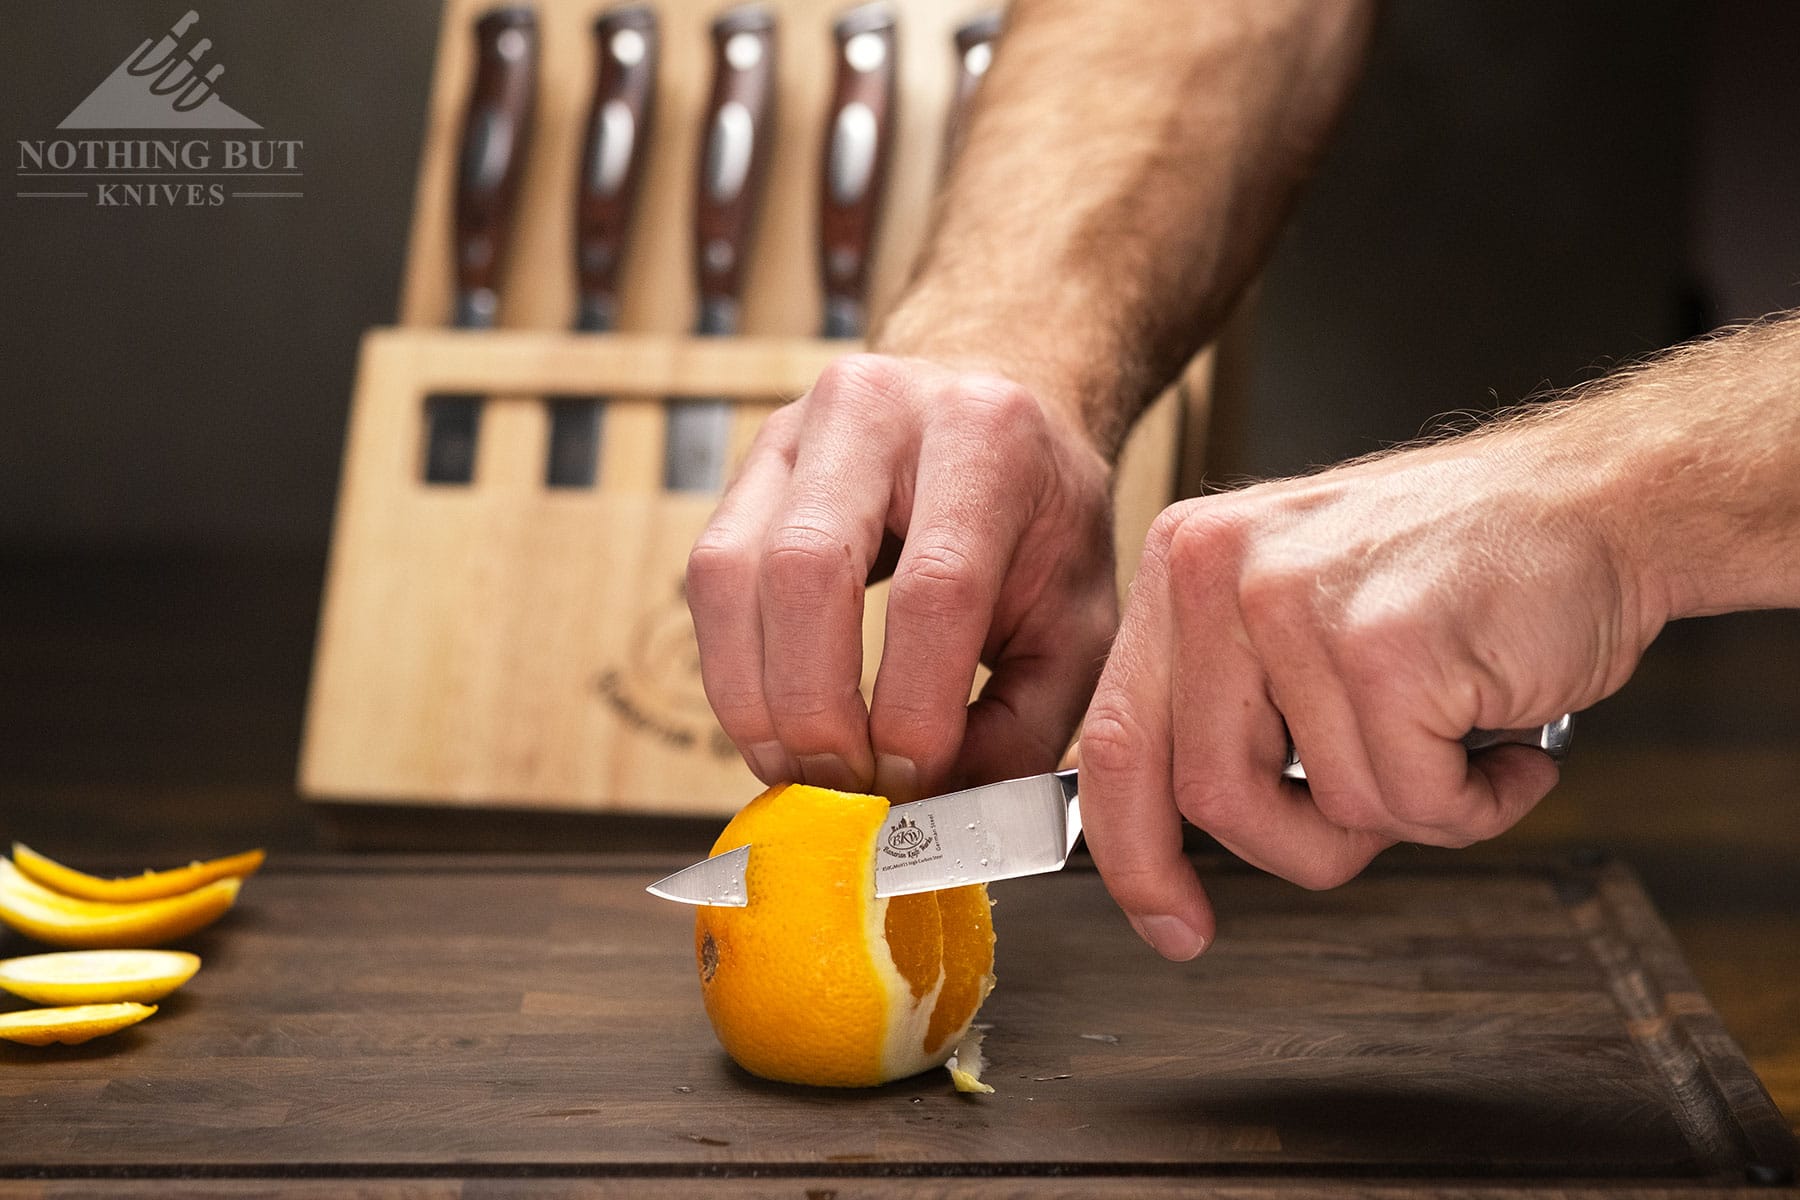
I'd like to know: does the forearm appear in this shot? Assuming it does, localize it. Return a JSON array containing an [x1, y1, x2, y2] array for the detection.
[[1557, 314, 1800, 624], [875, 0, 1374, 458]]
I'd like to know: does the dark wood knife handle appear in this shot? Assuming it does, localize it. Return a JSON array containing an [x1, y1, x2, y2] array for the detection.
[[453, 6, 540, 318], [575, 4, 659, 328], [694, 4, 778, 307], [818, 2, 897, 319], [943, 9, 1001, 176]]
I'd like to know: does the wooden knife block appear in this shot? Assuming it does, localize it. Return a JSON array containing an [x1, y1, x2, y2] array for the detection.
[[300, 0, 1211, 818]]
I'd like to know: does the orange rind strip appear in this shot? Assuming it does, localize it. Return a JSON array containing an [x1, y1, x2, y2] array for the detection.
[[0, 859, 240, 949], [12, 843, 263, 903]]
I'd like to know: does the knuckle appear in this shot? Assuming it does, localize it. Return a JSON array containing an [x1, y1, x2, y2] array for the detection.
[[955, 377, 1043, 431], [813, 353, 907, 411], [761, 524, 856, 605], [1143, 499, 1214, 570], [687, 531, 754, 601], [1306, 783, 1387, 836], [889, 542, 984, 623], [1078, 707, 1147, 779], [1171, 779, 1238, 829]]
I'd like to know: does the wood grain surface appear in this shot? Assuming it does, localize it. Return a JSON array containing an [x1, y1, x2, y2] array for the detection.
[[0, 854, 1791, 1197]]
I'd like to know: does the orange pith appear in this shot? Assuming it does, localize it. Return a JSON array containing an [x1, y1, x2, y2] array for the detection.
[[693, 783, 995, 1087]]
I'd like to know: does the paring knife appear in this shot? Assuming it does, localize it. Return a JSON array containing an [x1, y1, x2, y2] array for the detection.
[[546, 4, 660, 489], [663, 4, 778, 493], [941, 9, 1000, 176], [646, 716, 1575, 907], [817, 1, 897, 340], [425, 6, 539, 485]]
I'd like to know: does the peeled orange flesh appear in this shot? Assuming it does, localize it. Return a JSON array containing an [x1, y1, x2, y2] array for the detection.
[[0, 949, 201, 1005], [694, 783, 996, 1088], [0, 859, 240, 949], [12, 843, 263, 903], [0, 1002, 156, 1046]]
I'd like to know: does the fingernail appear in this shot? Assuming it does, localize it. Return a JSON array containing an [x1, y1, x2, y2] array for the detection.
[[873, 754, 920, 803], [1129, 914, 1207, 962], [747, 741, 789, 783], [798, 753, 859, 792]]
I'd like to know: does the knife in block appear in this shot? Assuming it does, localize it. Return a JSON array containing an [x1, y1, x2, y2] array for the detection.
[[818, 1, 896, 340], [547, 4, 659, 488], [663, 4, 777, 493], [424, 6, 539, 486]]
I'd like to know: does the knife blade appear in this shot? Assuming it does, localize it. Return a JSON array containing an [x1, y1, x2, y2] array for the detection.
[[645, 717, 1575, 907], [941, 9, 1000, 177], [663, 4, 778, 493], [424, 6, 539, 486], [818, 1, 897, 340], [546, 3, 659, 488]]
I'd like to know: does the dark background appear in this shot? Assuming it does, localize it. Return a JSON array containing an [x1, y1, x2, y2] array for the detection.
[[0, 1, 1796, 837]]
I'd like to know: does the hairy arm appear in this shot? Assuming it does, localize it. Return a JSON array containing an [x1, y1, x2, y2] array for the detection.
[[689, 1, 1374, 800], [1080, 313, 1800, 960], [881, 0, 1376, 455]]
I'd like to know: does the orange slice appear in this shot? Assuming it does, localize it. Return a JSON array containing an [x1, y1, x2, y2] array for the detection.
[[0, 949, 201, 1005], [0, 859, 240, 949], [0, 1002, 156, 1046], [12, 843, 263, 903], [693, 783, 996, 1088]]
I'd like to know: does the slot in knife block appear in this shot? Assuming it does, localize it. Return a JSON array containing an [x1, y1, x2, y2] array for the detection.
[[301, 0, 1212, 817]]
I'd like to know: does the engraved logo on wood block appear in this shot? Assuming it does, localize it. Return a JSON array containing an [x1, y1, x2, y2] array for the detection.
[[594, 577, 735, 760]]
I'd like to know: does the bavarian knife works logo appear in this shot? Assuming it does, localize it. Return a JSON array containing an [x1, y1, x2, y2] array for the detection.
[[880, 815, 940, 863], [15, 10, 304, 207]]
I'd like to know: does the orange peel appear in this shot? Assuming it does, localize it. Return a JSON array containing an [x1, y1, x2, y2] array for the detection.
[[0, 1002, 156, 1046], [12, 843, 263, 903], [693, 783, 996, 1088], [0, 949, 201, 1005], [0, 859, 240, 949]]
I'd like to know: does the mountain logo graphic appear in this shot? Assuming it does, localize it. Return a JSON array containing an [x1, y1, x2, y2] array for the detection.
[[59, 10, 260, 130]]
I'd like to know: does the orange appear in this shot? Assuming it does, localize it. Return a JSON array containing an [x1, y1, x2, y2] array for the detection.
[[12, 843, 263, 903], [0, 1002, 156, 1046], [0, 859, 240, 949], [693, 783, 996, 1088], [0, 949, 201, 1005]]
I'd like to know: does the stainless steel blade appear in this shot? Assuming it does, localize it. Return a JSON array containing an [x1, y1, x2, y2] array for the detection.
[[647, 843, 751, 906], [643, 768, 1081, 907], [872, 769, 1081, 898]]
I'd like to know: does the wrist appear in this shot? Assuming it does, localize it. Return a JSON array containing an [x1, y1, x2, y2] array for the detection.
[[872, 294, 1120, 467]]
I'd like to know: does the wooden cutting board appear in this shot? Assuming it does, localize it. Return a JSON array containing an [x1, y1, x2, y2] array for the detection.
[[0, 854, 1793, 1198]]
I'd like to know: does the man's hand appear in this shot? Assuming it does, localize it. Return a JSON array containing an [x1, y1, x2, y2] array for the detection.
[[687, 354, 1116, 801], [1079, 421, 1667, 961]]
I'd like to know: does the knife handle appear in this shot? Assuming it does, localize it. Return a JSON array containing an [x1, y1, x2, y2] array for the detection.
[[575, 4, 659, 332], [453, 6, 539, 326], [1278, 715, 1575, 782], [943, 9, 1001, 176], [694, 4, 778, 312], [818, 1, 897, 338]]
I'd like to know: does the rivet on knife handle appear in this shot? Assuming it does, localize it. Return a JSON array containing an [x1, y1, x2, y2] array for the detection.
[[453, 6, 539, 329], [665, 3, 778, 493], [426, 6, 539, 487], [1279, 715, 1575, 782], [818, 1, 897, 340], [575, 3, 658, 335], [943, 10, 1001, 176], [695, 3, 777, 312]]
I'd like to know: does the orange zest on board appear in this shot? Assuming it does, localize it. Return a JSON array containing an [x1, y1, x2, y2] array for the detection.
[[12, 843, 263, 903], [0, 1002, 156, 1046], [0, 949, 201, 1005], [693, 783, 996, 1088], [0, 858, 240, 949]]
